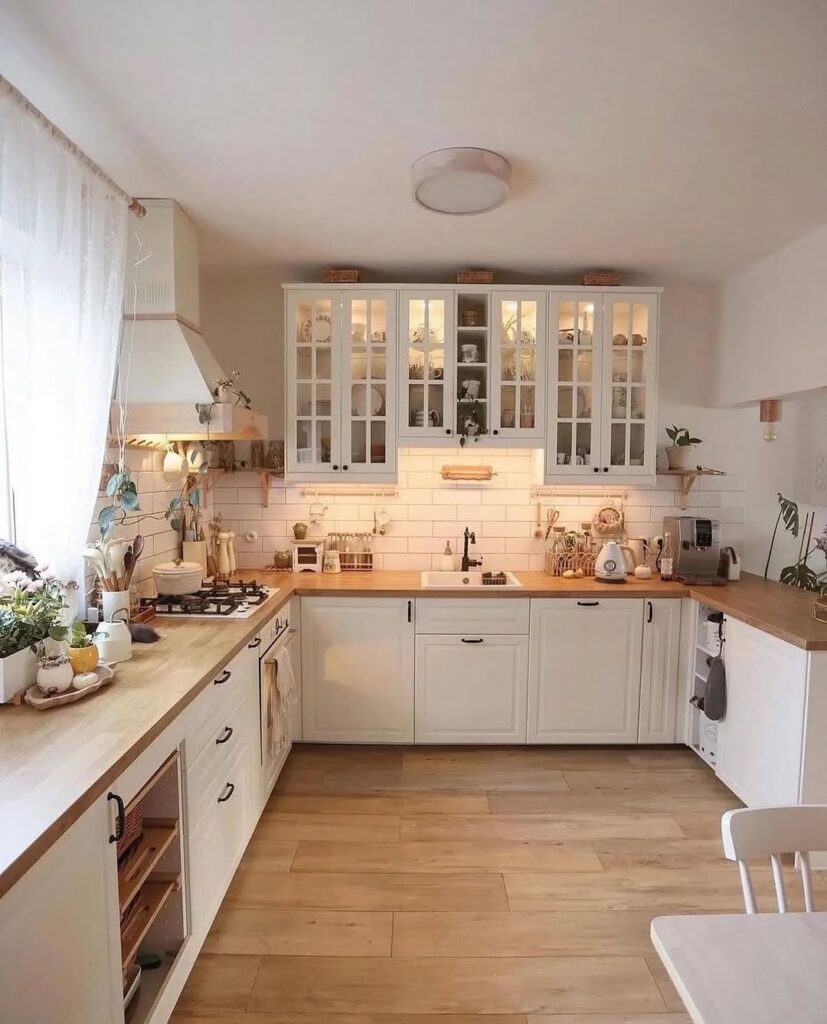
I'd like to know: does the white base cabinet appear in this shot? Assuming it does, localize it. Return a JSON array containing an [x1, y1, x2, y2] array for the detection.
[[0, 795, 121, 1024], [415, 634, 529, 743], [528, 598, 644, 743], [301, 597, 415, 742], [638, 597, 681, 743]]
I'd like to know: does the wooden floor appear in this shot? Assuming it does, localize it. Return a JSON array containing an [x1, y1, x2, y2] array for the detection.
[[171, 745, 818, 1023]]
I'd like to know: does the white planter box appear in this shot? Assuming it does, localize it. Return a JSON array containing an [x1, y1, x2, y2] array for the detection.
[[0, 646, 37, 703]]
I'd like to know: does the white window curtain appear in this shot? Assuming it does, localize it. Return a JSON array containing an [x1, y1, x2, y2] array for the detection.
[[0, 78, 128, 586]]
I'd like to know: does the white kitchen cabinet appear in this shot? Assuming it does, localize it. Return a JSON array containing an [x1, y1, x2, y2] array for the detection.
[[399, 290, 456, 442], [638, 597, 681, 743], [528, 597, 644, 743], [490, 292, 546, 442], [415, 597, 530, 635], [546, 291, 659, 482], [415, 634, 529, 743], [285, 289, 397, 480], [301, 596, 415, 742], [0, 795, 121, 1024], [715, 617, 808, 807]]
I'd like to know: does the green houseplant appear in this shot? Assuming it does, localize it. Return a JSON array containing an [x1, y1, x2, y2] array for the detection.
[[764, 493, 827, 591], [665, 425, 702, 471], [0, 565, 67, 701]]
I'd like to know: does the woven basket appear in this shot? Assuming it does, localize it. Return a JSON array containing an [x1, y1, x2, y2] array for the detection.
[[322, 268, 360, 283], [457, 270, 494, 284], [582, 269, 621, 287], [545, 549, 597, 577]]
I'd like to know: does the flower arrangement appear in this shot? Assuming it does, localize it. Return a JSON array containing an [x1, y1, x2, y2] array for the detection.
[[0, 565, 66, 659]]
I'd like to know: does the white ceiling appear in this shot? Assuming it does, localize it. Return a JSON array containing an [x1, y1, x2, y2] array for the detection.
[[4, 0, 827, 282]]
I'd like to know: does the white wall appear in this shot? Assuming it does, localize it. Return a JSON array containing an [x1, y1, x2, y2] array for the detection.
[[717, 222, 827, 406]]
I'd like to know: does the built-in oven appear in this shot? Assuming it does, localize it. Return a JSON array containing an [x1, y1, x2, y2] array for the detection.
[[252, 611, 297, 800]]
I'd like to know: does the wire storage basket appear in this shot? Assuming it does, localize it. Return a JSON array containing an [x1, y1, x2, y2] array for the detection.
[[545, 548, 597, 577]]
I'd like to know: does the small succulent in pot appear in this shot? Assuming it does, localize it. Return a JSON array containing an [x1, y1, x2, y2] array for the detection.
[[665, 424, 702, 470], [66, 620, 100, 675], [35, 651, 74, 695]]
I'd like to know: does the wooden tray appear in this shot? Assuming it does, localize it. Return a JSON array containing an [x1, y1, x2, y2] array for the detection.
[[24, 663, 115, 709]]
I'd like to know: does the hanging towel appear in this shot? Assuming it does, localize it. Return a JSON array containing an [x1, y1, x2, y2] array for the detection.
[[704, 656, 727, 721], [275, 645, 298, 715]]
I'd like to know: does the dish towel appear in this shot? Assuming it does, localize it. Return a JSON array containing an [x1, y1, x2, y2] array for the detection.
[[275, 645, 298, 716]]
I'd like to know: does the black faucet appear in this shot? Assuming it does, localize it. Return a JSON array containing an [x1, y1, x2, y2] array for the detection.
[[461, 526, 482, 572]]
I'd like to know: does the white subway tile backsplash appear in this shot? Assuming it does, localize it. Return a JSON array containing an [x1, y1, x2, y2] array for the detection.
[[194, 449, 745, 571]]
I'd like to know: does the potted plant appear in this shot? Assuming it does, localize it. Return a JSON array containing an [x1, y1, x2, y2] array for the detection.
[[0, 566, 67, 702], [213, 369, 251, 408], [665, 424, 702, 470], [35, 650, 74, 695], [66, 619, 100, 675], [459, 399, 486, 447]]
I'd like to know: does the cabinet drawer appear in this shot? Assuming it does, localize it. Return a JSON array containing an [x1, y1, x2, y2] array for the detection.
[[415, 598, 529, 635], [187, 742, 251, 938], [415, 634, 529, 743], [185, 690, 256, 833], [182, 648, 250, 768]]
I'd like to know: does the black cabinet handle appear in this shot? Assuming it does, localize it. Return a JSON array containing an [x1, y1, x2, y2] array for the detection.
[[216, 726, 234, 745], [332, 464, 339, 471], [445, 428, 451, 435], [217, 782, 236, 803], [593, 467, 600, 473], [107, 792, 125, 844], [248, 637, 262, 648], [577, 600, 600, 607], [492, 429, 499, 436], [407, 600, 412, 623], [602, 467, 609, 473], [647, 601, 654, 624], [342, 464, 349, 471], [214, 669, 232, 685], [461, 637, 484, 644]]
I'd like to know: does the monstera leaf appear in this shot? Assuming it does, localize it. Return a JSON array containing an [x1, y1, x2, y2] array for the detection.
[[778, 493, 800, 537], [779, 562, 820, 591]]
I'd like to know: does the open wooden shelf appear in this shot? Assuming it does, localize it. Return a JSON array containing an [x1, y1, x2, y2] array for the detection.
[[120, 875, 179, 971], [118, 822, 178, 914]]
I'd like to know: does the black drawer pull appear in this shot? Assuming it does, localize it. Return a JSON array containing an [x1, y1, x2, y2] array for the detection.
[[213, 669, 232, 685], [647, 600, 654, 623], [577, 600, 600, 607], [461, 637, 484, 644], [216, 726, 234, 745], [248, 637, 262, 649], [217, 782, 235, 803], [107, 792, 125, 844]]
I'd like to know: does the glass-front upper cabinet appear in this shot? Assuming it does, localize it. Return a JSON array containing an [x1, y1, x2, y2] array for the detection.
[[491, 293, 546, 442], [547, 294, 603, 476], [341, 292, 397, 477], [399, 291, 455, 441], [601, 294, 658, 477], [285, 289, 397, 480], [287, 291, 341, 476]]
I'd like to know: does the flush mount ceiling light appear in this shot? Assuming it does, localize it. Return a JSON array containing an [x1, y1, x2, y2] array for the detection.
[[411, 147, 511, 215]]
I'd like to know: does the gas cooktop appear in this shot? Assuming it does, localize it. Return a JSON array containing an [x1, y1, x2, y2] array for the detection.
[[140, 579, 274, 619]]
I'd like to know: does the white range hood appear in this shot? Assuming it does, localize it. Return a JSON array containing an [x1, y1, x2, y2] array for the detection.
[[115, 199, 268, 441]]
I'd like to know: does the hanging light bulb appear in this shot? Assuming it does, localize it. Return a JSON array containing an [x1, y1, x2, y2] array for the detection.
[[760, 399, 781, 443]]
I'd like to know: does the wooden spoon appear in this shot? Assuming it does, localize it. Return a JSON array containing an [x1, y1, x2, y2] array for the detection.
[[123, 550, 135, 588]]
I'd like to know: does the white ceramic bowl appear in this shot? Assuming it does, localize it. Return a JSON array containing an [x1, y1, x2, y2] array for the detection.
[[152, 560, 204, 596]]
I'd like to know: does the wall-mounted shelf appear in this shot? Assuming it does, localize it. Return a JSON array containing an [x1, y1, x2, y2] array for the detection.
[[664, 467, 726, 508]]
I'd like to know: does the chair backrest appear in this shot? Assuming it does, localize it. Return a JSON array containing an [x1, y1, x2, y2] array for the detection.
[[721, 806, 827, 913]]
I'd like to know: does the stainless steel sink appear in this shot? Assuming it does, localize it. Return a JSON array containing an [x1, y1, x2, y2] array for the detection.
[[419, 570, 523, 589]]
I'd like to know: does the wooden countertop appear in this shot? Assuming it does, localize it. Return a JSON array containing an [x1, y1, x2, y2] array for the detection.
[[1, 568, 824, 899]]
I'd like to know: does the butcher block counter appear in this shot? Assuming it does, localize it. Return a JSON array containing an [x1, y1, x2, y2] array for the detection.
[[0, 569, 825, 898]]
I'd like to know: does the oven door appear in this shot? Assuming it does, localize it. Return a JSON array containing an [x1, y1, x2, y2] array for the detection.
[[258, 628, 296, 797]]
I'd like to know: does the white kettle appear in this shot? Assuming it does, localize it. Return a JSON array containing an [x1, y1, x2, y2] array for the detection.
[[595, 540, 629, 583]]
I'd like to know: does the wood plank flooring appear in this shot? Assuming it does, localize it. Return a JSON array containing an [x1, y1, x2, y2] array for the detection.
[[172, 743, 815, 1023]]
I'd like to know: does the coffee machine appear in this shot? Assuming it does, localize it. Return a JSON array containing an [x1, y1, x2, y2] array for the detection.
[[662, 517, 723, 582]]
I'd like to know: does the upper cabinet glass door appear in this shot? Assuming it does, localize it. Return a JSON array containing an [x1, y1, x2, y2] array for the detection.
[[601, 294, 657, 476], [287, 291, 340, 475], [492, 294, 546, 440], [341, 292, 397, 476], [547, 294, 603, 476], [399, 291, 455, 440]]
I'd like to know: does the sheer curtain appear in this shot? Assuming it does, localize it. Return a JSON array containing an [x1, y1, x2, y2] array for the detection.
[[0, 78, 128, 586]]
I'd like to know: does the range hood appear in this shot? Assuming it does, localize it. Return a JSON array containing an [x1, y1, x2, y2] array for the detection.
[[114, 199, 268, 441]]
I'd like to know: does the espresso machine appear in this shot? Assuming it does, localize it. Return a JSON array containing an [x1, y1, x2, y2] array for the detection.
[[662, 516, 723, 583]]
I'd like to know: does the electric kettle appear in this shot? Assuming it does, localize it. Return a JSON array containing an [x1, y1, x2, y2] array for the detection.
[[595, 540, 629, 583]]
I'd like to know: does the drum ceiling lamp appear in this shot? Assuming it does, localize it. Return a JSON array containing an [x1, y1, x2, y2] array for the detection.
[[411, 147, 511, 215]]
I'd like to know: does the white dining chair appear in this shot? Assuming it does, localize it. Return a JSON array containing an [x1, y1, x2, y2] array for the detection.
[[721, 805, 827, 914]]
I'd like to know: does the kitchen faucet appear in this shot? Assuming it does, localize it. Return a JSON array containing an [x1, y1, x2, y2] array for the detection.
[[461, 526, 482, 572]]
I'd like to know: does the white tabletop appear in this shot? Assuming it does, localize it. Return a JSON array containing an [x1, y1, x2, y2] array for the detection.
[[651, 912, 827, 1024]]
